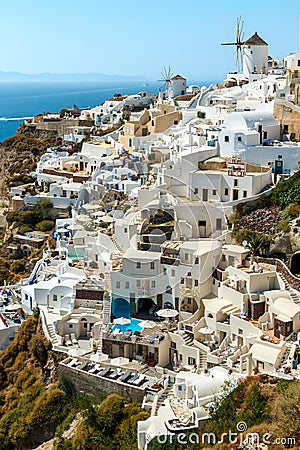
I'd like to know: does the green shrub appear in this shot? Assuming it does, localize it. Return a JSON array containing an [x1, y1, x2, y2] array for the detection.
[[35, 220, 55, 232], [278, 218, 291, 233], [18, 224, 33, 234]]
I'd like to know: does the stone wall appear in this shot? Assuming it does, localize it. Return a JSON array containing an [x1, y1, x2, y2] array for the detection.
[[274, 103, 300, 141], [59, 361, 145, 402]]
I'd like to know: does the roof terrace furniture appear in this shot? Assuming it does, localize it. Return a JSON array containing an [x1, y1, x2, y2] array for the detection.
[[133, 374, 146, 386], [77, 361, 88, 370], [71, 333, 78, 345], [127, 373, 139, 384], [120, 370, 132, 382], [65, 334, 72, 346], [98, 367, 111, 377]]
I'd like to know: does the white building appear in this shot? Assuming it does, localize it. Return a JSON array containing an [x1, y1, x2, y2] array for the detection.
[[219, 110, 280, 156], [283, 52, 300, 69], [242, 32, 268, 80]]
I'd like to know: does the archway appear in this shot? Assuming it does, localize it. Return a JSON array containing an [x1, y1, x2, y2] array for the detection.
[[112, 298, 130, 319], [291, 252, 300, 277], [137, 297, 156, 314]]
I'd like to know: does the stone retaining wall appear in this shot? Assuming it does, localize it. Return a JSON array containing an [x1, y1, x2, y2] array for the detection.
[[59, 361, 145, 402]]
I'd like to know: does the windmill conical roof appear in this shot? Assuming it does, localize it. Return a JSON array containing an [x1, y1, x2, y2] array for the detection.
[[171, 74, 186, 80], [244, 32, 268, 46]]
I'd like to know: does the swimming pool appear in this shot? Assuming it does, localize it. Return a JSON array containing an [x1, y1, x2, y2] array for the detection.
[[112, 318, 142, 333]]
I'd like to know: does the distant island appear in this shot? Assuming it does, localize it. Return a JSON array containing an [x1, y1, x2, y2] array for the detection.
[[0, 71, 151, 82]]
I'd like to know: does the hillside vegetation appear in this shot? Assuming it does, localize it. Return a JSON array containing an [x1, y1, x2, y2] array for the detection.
[[0, 312, 149, 449]]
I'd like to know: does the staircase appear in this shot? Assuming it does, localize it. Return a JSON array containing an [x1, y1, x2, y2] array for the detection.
[[47, 323, 58, 345], [182, 332, 194, 346], [103, 273, 112, 325], [111, 236, 124, 255], [155, 384, 174, 412], [198, 351, 208, 370], [279, 274, 300, 305]]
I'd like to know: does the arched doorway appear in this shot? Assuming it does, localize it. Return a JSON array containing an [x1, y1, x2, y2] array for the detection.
[[112, 298, 130, 319], [291, 252, 300, 277], [137, 297, 156, 315]]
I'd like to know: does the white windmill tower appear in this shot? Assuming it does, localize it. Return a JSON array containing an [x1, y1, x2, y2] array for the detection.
[[222, 17, 268, 81]]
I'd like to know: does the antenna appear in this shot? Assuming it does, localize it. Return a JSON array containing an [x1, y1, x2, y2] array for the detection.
[[222, 16, 245, 72]]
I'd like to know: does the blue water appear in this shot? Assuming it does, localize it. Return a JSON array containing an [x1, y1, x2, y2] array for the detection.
[[0, 79, 211, 142], [112, 318, 142, 333], [0, 80, 160, 142]]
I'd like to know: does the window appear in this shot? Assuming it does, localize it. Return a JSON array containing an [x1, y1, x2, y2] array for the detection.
[[150, 261, 155, 270], [180, 277, 184, 284], [237, 136, 242, 142], [137, 262, 141, 269], [216, 218, 222, 230], [124, 227, 128, 233], [224, 135, 229, 142], [212, 189, 217, 196], [171, 342, 176, 349], [222, 254, 226, 261], [224, 188, 229, 196], [243, 190, 247, 198], [283, 125, 289, 133], [188, 298, 192, 304], [171, 269, 175, 277], [53, 294, 57, 302], [116, 281, 120, 289], [238, 328, 243, 335], [136, 280, 141, 287], [151, 280, 156, 288], [194, 188, 198, 194], [184, 253, 189, 261], [195, 257, 199, 264], [194, 279, 198, 287], [125, 282, 129, 289], [95, 254, 98, 261], [234, 179, 238, 187], [69, 324, 73, 328], [188, 357, 196, 365], [198, 220, 206, 227]]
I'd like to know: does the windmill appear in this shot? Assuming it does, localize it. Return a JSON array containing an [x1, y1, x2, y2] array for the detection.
[[222, 16, 245, 72], [158, 66, 173, 95]]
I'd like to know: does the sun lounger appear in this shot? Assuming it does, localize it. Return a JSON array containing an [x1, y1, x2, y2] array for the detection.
[[67, 358, 78, 367], [127, 373, 139, 384], [109, 368, 122, 379], [88, 365, 98, 374], [133, 374, 146, 386], [65, 334, 72, 346], [77, 360, 88, 370], [120, 370, 132, 382], [70, 333, 78, 345], [98, 367, 111, 377], [149, 333, 159, 343]]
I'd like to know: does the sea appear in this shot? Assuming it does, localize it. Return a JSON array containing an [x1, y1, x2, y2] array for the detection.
[[0, 79, 210, 142], [0, 80, 161, 142]]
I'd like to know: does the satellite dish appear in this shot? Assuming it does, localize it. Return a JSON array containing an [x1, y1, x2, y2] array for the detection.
[[242, 240, 248, 247]]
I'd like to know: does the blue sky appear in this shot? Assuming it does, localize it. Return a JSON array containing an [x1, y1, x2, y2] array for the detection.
[[1, 0, 299, 82]]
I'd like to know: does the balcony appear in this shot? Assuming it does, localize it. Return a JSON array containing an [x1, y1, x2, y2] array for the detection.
[[160, 255, 179, 266]]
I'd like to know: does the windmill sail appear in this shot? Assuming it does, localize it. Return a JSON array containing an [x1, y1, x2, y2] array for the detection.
[[221, 16, 244, 72]]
